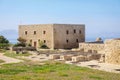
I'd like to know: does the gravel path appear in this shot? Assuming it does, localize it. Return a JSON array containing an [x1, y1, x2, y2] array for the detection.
[[66, 60, 120, 73], [21, 54, 49, 62], [0, 53, 23, 65]]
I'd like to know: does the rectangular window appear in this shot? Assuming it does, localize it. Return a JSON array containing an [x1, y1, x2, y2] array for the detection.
[[79, 30, 81, 34], [25, 31, 27, 35], [66, 39, 69, 43], [38, 39, 40, 42], [66, 30, 69, 34], [76, 39, 79, 43], [43, 31, 46, 34], [74, 29, 76, 33], [44, 40, 46, 43], [34, 31, 36, 35]]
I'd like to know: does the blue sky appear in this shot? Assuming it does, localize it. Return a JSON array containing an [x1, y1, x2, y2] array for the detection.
[[0, 0, 120, 41]]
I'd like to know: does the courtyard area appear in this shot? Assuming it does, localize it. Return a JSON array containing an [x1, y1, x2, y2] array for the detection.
[[0, 50, 120, 80]]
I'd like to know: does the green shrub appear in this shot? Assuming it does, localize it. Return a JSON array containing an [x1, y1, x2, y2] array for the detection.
[[0, 35, 9, 44], [14, 43, 26, 47], [40, 44, 49, 49], [0, 43, 9, 49], [39, 41, 49, 49], [27, 43, 31, 47], [0, 59, 5, 63], [0, 35, 9, 49], [58, 72, 69, 77], [89, 75, 103, 80]]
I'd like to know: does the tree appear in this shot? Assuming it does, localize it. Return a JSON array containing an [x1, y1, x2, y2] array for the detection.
[[0, 35, 9, 49], [0, 36, 9, 43], [14, 37, 26, 47], [17, 37, 26, 43]]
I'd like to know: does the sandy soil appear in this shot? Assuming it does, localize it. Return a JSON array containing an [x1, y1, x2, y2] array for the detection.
[[0, 53, 23, 65], [66, 60, 120, 73], [1, 51, 120, 74], [20, 52, 49, 62], [23, 52, 120, 73]]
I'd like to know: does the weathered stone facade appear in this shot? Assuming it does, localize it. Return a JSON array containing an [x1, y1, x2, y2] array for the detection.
[[19, 24, 85, 49], [104, 39, 120, 65], [79, 39, 120, 65], [79, 42, 104, 53]]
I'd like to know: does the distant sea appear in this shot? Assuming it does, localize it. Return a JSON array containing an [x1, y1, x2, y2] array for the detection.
[[9, 39, 18, 44]]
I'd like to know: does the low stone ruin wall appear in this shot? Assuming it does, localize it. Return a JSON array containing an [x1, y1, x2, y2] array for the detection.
[[49, 54, 60, 59], [72, 55, 86, 62], [79, 39, 120, 65], [79, 43, 104, 53], [60, 55, 72, 61], [105, 39, 120, 65], [11, 47, 36, 51]]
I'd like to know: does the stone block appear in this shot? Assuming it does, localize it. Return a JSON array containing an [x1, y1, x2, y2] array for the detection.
[[49, 54, 60, 59], [72, 55, 85, 62]]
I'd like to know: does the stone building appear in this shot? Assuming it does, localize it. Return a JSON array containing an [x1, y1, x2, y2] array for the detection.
[[19, 24, 85, 49]]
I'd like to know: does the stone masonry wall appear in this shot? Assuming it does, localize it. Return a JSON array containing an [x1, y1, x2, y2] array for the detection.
[[19, 24, 54, 49], [19, 24, 85, 49], [105, 39, 120, 65], [54, 24, 85, 49], [79, 43, 104, 53]]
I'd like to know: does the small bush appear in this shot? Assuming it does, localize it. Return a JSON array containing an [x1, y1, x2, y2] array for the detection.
[[58, 72, 69, 77], [40, 44, 49, 49], [89, 75, 103, 80], [0, 69, 26, 75], [14, 43, 26, 47], [0, 43, 9, 49], [27, 43, 31, 47], [39, 41, 49, 49], [0, 59, 5, 63]]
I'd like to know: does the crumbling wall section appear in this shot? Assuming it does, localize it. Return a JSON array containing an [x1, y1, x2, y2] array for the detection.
[[105, 39, 120, 65], [79, 43, 104, 53]]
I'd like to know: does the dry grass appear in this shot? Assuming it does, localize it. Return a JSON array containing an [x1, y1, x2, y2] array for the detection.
[[0, 59, 5, 63], [0, 60, 120, 80]]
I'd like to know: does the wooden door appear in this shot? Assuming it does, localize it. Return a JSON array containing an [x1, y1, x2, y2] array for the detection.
[[34, 41, 37, 48]]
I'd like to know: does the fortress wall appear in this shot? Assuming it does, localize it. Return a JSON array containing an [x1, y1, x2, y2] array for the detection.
[[19, 24, 54, 49], [53, 24, 85, 49], [105, 39, 120, 65], [79, 39, 120, 65], [79, 43, 104, 53]]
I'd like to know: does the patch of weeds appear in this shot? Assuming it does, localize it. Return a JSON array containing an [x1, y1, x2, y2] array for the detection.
[[22, 76, 32, 80], [0, 49, 6, 53], [0, 59, 5, 63], [58, 72, 69, 77], [4, 51, 31, 58], [32, 65, 55, 73], [89, 75, 103, 80], [55, 61, 62, 65], [0, 69, 26, 75]]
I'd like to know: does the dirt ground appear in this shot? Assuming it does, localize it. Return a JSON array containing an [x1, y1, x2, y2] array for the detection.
[[0, 53, 23, 65]]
